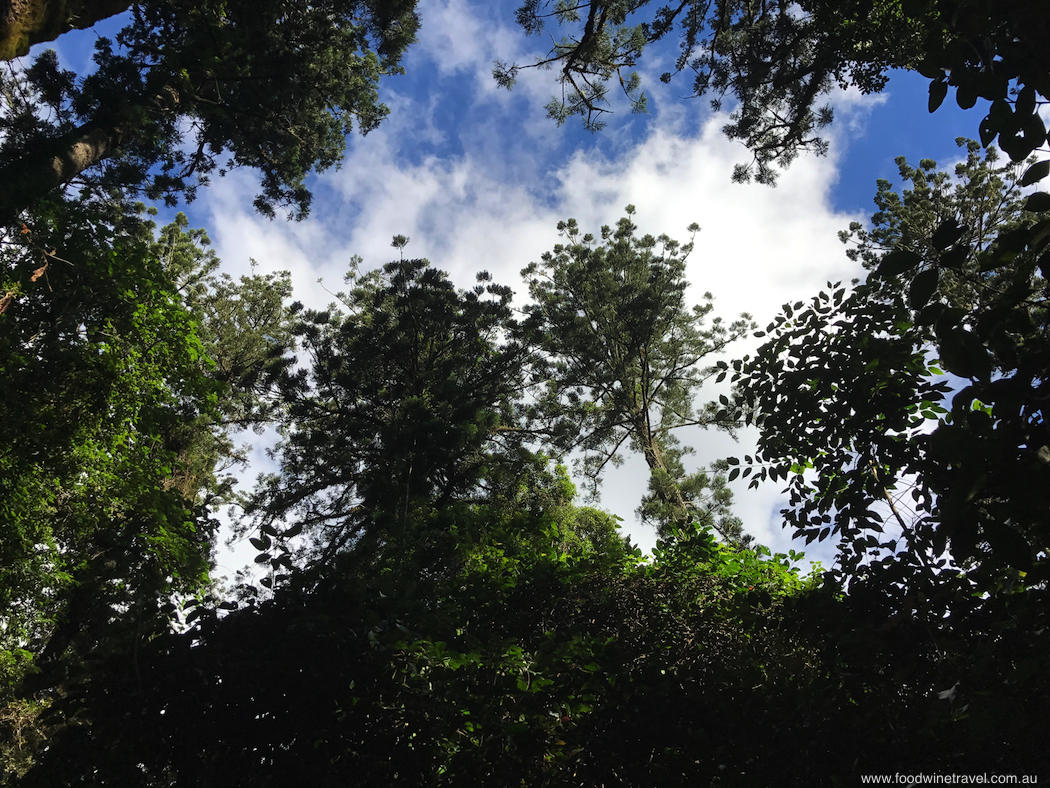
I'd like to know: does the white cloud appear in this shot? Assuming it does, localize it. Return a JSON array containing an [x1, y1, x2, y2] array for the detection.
[[411, 0, 564, 115], [413, 0, 502, 77], [831, 84, 890, 135], [199, 0, 870, 575]]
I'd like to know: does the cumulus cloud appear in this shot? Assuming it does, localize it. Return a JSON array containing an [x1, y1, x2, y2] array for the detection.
[[199, 0, 869, 571]]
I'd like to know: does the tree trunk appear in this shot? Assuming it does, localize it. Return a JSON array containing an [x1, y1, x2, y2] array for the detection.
[[635, 418, 689, 523], [635, 415, 735, 542], [1, 0, 131, 61], [0, 118, 127, 224]]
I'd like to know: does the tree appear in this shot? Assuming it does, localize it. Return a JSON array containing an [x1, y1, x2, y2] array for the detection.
[[728, 143, 1049, 598], [0, 194, 296, 776], [244, 254, 533, 583], [0, 0, 419, 224], [0, 0, 129, 61], [0, 199, 220, 695], [499, 0, 1050, 182], [9, 211, 1047, 786], [13, 474, 844, 787], [160, 222, 298, 434], [30, 467, 1049, 785], [520, 206, 755, 543], [841, 137, 1043, 320]]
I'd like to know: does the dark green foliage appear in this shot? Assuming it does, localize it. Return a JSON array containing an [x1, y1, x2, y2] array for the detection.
[[0, 0, 420, 223], [18, 497, 1050, 785], [728, 274, 951, 585], [245, 256, 533, 581], [730, 143, 1050, 597], [842, 139, 1033, 290], [0, 198, 219, 700], [502, 1, 1050, 181], [521, 207, 754, 542], [5, 194, 1049, 784], [500, 0, 923, 178], [919, 2, 1050, 163], [6, 501, 802, 786], [3, 0, 1048, 782], [0, 194, 297, 776]]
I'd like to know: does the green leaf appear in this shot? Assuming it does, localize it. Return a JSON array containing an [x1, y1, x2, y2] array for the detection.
[[1024, 192, 1050, 212], [1016, 85, 1037, 117], [938, 329, 991, 381], [282, 522, 304, 538], [876, 249, 922, 277], [931, 219, 965, 251], [933, 307, 968, 337], [928, 79, 948, 113], [1022, 111, 1047, 149], [1019, 160, 1050, 187], [913, 58, 943, 79], [979, 115, 997, 147], [988, 98, 1013, 129], [915, 301, 945, 327], [909, 268, 939, 309], [980, 99, 1012, 146], [955, 81, 978, 110], [937, 244, 969, 270]]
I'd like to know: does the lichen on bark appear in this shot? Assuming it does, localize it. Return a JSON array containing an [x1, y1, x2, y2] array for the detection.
[[0, 0, 130, 61]]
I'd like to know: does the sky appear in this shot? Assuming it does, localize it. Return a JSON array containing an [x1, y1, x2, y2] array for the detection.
[[40, 0, 1003, 579]]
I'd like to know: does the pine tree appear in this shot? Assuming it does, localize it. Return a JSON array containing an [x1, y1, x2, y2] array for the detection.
[[521, 206, 754, 543]]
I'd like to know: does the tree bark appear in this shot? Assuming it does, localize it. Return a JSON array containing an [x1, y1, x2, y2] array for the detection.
[[0, 118, 127, 224], [1, 0, 131, 61], [635, 417, 687, 521], [635, 414, 737, 542]]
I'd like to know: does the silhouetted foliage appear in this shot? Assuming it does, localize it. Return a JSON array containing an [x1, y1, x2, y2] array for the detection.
[[501, 0, 1050, 181], [0, 0, 419, 223]]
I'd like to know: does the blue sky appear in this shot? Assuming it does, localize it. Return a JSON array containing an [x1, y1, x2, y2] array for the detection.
[[39, 0, 1003, 576]]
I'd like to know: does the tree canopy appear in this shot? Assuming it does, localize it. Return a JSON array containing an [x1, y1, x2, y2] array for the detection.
[[0, 188, 297, 775], [1, 200, 211, 683], [521, 207, 754, 542], [500, 0, 1050, 181], [242, 255, 533, 586], [0, 0, 419, 224], [3, 2, 1050, 784], [729, 139, 1049, 600], [4, 191, 1050, 784]]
